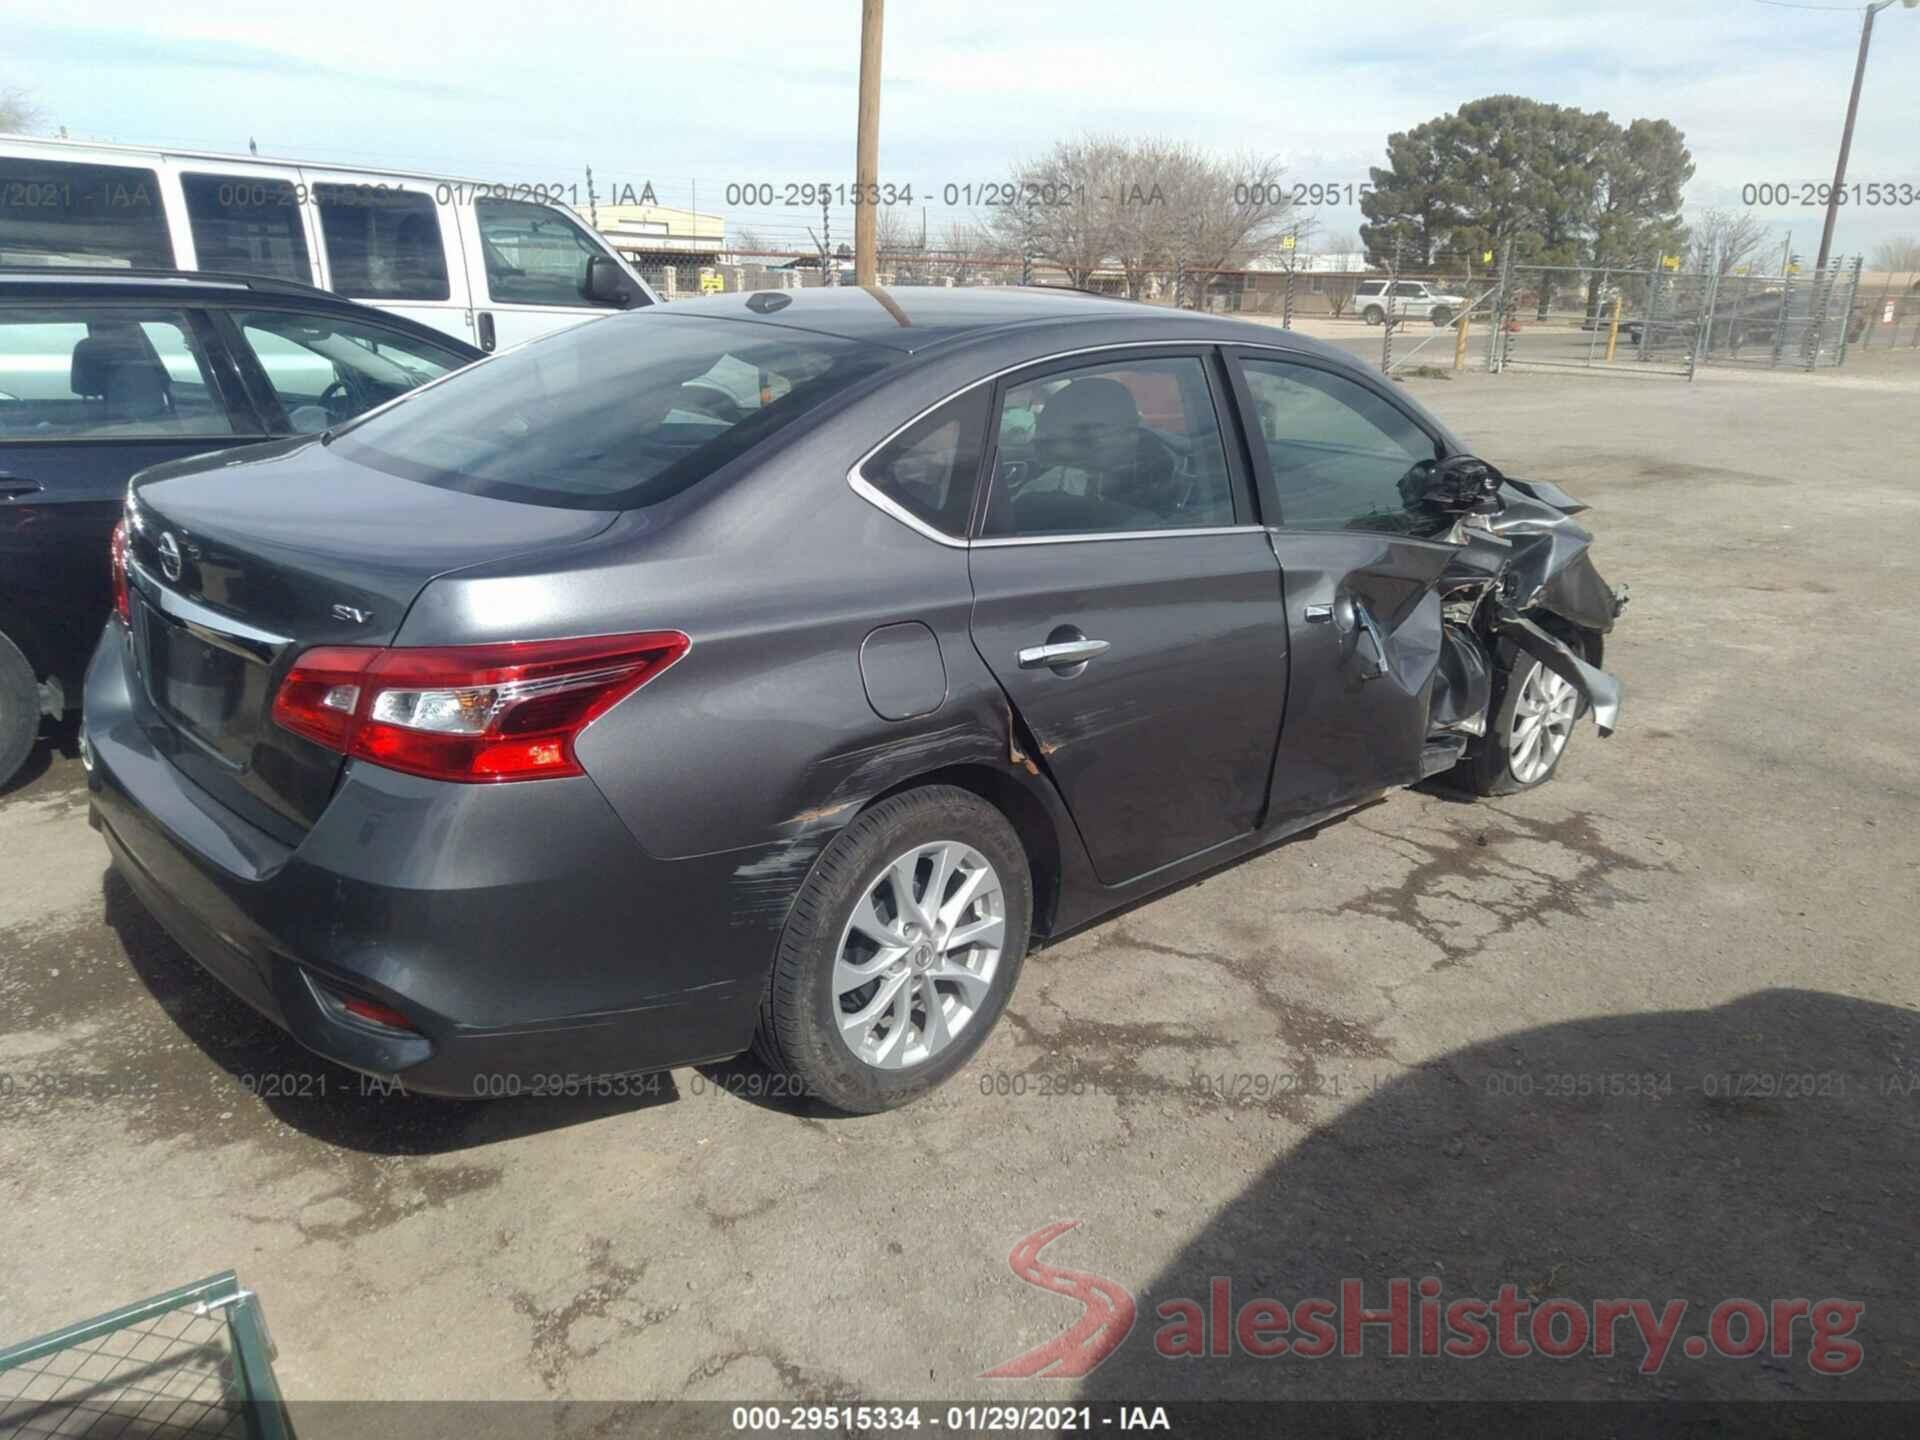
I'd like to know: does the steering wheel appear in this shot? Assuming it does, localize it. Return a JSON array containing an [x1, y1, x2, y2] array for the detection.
[[318, 378, 357, 422]]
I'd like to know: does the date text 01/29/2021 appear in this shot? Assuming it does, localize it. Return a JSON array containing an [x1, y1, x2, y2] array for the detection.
[[727, 1405, 1171, 1432]]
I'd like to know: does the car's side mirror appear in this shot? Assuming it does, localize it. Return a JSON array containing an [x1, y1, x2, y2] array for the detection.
[[1403, 454, 1505, 515], [585, 255, 635, 309]]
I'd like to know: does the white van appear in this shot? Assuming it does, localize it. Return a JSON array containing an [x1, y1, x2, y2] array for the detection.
[[0, 136, 659, 351]]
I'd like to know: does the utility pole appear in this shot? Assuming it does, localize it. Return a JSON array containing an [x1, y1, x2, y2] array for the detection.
[[1815, 0, 1918, 272], [853, 0, 885, 288]]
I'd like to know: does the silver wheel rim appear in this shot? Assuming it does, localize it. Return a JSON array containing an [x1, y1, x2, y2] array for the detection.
[[1509, 662, 1578, 784], [833, 840, 1005, 1071]]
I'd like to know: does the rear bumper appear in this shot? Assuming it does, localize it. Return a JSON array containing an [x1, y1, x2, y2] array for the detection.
[[83, 623, 771, 1097]]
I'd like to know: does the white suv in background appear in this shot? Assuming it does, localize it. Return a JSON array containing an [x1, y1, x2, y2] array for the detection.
[[1354, 279, 1466, 327]]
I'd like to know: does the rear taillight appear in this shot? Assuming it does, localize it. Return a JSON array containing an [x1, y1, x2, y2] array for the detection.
[[110, 520, 131, 625], [272, 631, 689, 783]]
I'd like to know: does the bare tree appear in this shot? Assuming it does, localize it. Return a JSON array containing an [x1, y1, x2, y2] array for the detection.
[[1685, 208, 1772, 275], [873, 206, 915, 255], [730, 226, 774, 257], [1161, 147, 1297, 309], [925, 219, 1015, 284], [2, 86, 44, 134], [986, 136, 1132, 288], [1870, 235, 1920, 272]]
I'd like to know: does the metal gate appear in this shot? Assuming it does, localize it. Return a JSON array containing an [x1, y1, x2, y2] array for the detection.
[[1484, 257, 1864, 380]]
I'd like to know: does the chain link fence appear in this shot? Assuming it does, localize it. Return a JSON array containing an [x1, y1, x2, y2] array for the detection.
[[1479, 258, 1866, 380], [617, 237, 1909, 387]]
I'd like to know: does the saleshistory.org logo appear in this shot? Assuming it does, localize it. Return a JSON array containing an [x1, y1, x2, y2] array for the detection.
[[981, 1222, 1866, 1378]]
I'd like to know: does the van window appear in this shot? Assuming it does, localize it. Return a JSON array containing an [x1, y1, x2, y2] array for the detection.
[[315, 186, 449, 301], [0, 159, 174, 268], [475, 198, 611, 308], [0, 307, 237, 438], [332, 313, 899, 510], [181, 174, 312, 282]]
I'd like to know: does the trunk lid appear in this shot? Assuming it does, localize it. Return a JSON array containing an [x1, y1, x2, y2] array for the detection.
[[125, 437, 617, 839]]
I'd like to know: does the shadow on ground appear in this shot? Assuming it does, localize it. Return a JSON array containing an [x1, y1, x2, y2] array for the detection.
[[1059, 990, 1917, 1410], [103, 869, 678, 1155]]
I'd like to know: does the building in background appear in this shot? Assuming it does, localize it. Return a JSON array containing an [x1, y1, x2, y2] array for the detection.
[[595, 202, 725, 285]]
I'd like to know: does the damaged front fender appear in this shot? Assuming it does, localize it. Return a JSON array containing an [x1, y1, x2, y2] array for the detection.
[[1493, 607, 1622, 737]]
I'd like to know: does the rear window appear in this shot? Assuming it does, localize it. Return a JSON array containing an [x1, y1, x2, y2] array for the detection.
[[0, 159, 174, 269], [331, 313, 899, 509]]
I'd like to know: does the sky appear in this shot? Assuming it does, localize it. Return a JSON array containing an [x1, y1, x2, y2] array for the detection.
[[7, 0, 1919, 263]]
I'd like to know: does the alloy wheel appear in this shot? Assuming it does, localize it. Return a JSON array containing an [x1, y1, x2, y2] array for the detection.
[[1509, 662, 1579, 784], [833, 840, 1005, 1071]]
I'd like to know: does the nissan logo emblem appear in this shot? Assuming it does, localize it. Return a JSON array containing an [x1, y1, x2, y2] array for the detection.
[[157, 531, 183, 583]]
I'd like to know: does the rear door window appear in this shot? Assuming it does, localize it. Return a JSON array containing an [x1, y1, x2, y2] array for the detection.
[[980, 355, 1239, 537], [180, 174, 312, 282], [316, 186, 449, 300], [231, 308, 469, 433], [0, 159, 174, 268], [474, 198, 609, 307], [0, 307, 239, 439]]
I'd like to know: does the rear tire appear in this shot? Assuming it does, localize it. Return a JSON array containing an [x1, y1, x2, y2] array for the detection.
[[1362, 305, 1385, 326], [0, 631, 40, 791], [754, 785, 1031, 1114], [1458, 647, 1583, 797]]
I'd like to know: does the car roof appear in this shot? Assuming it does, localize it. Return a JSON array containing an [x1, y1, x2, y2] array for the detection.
[[0, 267, 485, 355], [647, 285, 1361, 360]]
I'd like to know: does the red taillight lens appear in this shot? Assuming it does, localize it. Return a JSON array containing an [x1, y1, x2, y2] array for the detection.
[[110, 519, 131, 625], [271, 631, 689, 783]]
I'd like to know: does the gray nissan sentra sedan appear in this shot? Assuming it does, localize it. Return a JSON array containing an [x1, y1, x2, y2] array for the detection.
[[83, 287, 1626, 1113]]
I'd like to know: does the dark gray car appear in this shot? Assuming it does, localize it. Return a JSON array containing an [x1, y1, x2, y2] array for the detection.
[[83, 287, 1626, 1113]]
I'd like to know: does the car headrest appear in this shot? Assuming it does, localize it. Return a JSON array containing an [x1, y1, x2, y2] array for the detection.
[[1033, 378, 1140, 457], [71, 331, 162, 397], [71, 331, 173, 418], [70, 335, 118, 398]]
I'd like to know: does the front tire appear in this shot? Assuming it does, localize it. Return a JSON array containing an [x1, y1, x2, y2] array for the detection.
[[755, 785, 1032, 1114], [1430, 307, 1453, 327], [0, 631, 40, 790], [1460, 651, 1583, 796]]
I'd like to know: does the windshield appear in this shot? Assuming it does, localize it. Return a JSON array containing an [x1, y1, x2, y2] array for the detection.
[[331, 313, 899, 509]]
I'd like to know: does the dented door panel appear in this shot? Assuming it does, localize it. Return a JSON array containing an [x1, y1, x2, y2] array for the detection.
[[1263, 530, 1458, 818], [967, 531, 1288, 886]]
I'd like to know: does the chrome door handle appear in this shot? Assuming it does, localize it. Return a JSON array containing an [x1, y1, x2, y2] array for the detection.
[[1018, 639, 1110, 670], [1304, 603, 1333, 622]]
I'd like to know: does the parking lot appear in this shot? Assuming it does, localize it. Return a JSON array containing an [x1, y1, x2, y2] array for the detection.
[[2, 354, 1916, 1414]]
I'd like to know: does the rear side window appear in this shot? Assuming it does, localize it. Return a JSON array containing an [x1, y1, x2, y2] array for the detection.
[[475, 198, 611, 308], [181, 174, 312, 282], [858, 389, 990, 538], [332, 313, 898, 509], [0, 159, 174, 268], [981, 355, 1238, 538], [316, 186, 449, 300], [0, 307, 238, 439]]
